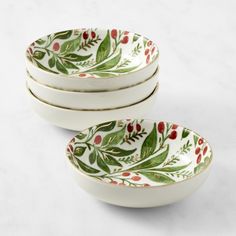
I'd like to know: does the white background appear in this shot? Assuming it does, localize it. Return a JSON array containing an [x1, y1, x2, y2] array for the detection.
[[0, 0, 236, 235]]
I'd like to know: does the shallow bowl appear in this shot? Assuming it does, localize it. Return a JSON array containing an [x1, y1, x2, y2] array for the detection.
[[66, 119, 212, 207], [26, 67, 158, 110], [26, 28, 159, 91], [27, 86, 158, 131]]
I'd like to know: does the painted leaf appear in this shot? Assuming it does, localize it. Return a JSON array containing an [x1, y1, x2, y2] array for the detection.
[[93, 72, 116, 78], [35, 39, 46, 45], [60, 34, 82, 54], [95, 121, 116, 132], [56, 60, 68, 74], [140, 171, 175, 184], [74, 146, 86, 157], [97, 157, 110, 173], [108, 65, 139, 73], [182, 129, 190, 139], [48, 56, 55, 68], [63, 60, 78, 69], [132, 35, 139, 42], [104, 155, 122, 167], [105, 147, 136, 157], [102, 126, 125, 147], [35, 60, 58, 74], [63, 53, 92, 62], [92, 49, 121, 71], [54, 30, 73, 40], [140, 123, 157, 159], [129, 145, 169, 171], [76, 132, 87, 140], [193, 135, 198, 147], [89, 150, 97, 164], [33, 50, 45, 60], [74, 157, 100, 174], [154, 163, 191, 172], [96, 30, 111, 63]]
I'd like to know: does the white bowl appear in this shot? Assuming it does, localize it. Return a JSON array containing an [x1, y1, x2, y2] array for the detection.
[[26, 68, 158, 110], [27, 86, 158, 131], [66, 119, 213, 208], [26, 28, 159, 91]]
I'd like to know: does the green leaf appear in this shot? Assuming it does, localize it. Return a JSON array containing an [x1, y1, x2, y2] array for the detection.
[[96, 30, 111, 63], [56, 60, 68, 74], [104, 155, 122, 167], [74, 157, 100, 174], [140, 123, 157, 159], [102, 126, 125, 147], [95, 121, 116, 132], [97, 157, 110, 173], [33, 50, 45, 60], [54, 30, 73, 40], [34, 60, 58, 74], [76, 132, 87, 140], [63, 60, 78, 69], [63, 53, 92, 62], [132, 35, 139, 42], [91, 49, 121, 71], [109, 65, 140, 73], [140, 171, 175, 184], [93, 72, 116, 78], [48, 56, 55, 68], [74, 146, 86, 157], [193, 135, 198, 147], [60, 34, 82, 54], [35, 39, 46, 45], [89, 150, 97, 164], [105, 147, 136, 157], [129, 145, 169, 171], [182, 129, 190, 139], [154, 163, 191, 172]]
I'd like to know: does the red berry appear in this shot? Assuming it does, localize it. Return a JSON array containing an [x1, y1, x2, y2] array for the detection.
[[198, 138, 203, 145], [29, 47, 33, 54], [144, 183, 150, 187], [151, 47, 155, 54], [127, 123, 133, 133], [111, 29, 117, 39], [197, 154, 202, 164], [157, 122, 165, 133], [124, 31, 129, 35], [131, 176, 141, 181], [195, 147, 201, 155], [83, 31, 89, 40], [146, 54, 150, 64], [169, 130, 177, 140], [172, 124, 178, 129], [68, 144, 73, 152], [122, 172, 130, 177], [121, 36, 129, 44], [91, 31, 96, 38], [147, 40, 152, 46], [53, 42, 60, 51], [136, 124, 141, 132], [203, 146, 208, 156], [79, 73, 86, 77], [94, 135, 102, 145], [111, 180, 117, 184], [145, 48, 149, 55]]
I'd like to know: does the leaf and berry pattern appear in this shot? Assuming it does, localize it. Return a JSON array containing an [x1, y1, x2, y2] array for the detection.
[[26, 29, 159, 78], [66, 120, 212, 187]]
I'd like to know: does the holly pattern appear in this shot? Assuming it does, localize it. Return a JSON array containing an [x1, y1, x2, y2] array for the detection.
[[66, 120, 212, 187], [26, 29, 159, 78]]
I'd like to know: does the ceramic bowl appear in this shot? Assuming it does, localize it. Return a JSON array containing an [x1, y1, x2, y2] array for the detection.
[[66, 119, 212, 207], [26, 67, 158, 110], [26, 28, 159, 91], [27, 86, 158, 131]]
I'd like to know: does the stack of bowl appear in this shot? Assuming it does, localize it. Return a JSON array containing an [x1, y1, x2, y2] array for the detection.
[[25, 28, 159, 131]]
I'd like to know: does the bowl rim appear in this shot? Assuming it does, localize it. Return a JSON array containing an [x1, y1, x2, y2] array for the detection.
[[66, 119, 213, 189], [27, 83, 158, 111], [25, 28, 159, 80], [27, 66, 159, 93]]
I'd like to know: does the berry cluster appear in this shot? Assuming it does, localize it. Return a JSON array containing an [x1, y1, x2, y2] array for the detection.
[[195, 138, 208, 164], [111, 29, 129, 44], [157, 122, 178, 140], [144, 40, 156, 64]]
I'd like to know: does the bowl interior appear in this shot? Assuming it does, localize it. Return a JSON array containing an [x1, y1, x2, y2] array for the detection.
[[66, 120, 212, 187], [26, 28, 158, 79]]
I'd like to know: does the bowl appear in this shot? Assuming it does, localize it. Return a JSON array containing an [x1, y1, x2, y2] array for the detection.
[[27, 86, 158, 131], [26, 67, 159, 110], [26, 28, 159, 91], [66, 119, 213, 207]]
